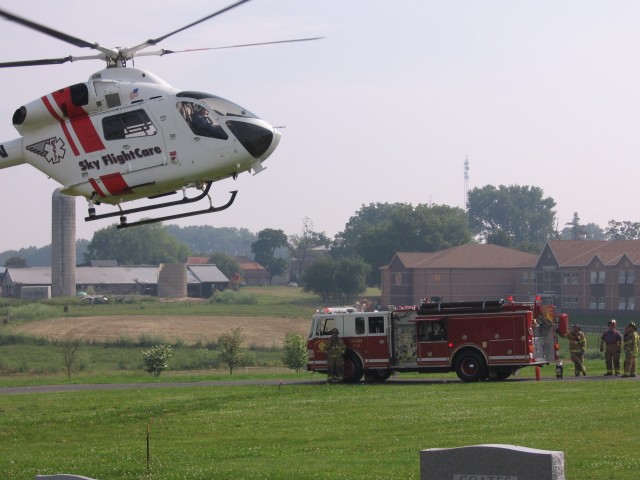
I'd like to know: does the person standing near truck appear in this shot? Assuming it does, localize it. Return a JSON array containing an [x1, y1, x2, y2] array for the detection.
[[599, 319, 622, 376], [326, 328, 346, 383], [561, 324, 587, 376], [622, 322, 639, 378]]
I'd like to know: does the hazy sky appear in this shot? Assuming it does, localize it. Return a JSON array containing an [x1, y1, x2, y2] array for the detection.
[[1, 0, 639, 252]]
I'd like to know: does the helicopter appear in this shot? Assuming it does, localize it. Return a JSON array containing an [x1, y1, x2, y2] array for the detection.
[[0, 0, 320, 228]]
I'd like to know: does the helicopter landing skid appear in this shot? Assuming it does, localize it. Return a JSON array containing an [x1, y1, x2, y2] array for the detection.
[[83, 181, 238, 229]]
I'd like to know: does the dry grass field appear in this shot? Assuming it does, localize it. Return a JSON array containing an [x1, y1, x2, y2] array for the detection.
[[12, 315, 309, 347]]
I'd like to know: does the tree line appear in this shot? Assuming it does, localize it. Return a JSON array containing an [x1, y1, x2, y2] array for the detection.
[[4, 184, 640, 302]]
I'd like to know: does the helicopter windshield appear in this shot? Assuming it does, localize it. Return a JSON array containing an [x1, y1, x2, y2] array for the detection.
[[177, 91, 257, 119], [177, 101, 229, 140]]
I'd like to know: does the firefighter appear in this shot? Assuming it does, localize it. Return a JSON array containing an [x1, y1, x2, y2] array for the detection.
[[599, 319, 622, 376], [326, 328, 346, 382], [622, 322, 639, 378], [561, 324, 587, 376]]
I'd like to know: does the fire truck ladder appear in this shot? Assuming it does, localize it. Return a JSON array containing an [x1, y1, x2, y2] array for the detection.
[[417, 300, 505, 315]]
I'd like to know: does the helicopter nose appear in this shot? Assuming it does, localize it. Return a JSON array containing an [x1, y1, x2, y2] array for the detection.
[[226, 121, 279, 159]]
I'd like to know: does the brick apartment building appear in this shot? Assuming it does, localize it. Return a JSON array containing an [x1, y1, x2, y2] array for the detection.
[[381, 240, 640, 318]]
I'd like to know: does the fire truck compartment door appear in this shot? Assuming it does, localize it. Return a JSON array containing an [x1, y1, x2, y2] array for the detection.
[[417, 319, 449, 365], [364, 315, 389, 367]]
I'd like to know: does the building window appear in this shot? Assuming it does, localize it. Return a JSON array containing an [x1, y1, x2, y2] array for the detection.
[[590, 297, 606, 309], [590, 271, 605, 284], [543, 270, 555, 292], [563, 272, 578, 285], [563, 296, 578, 309], [618, 297, 636, 310], [619, 270, 635, 284], [522, 272, 535, 284]]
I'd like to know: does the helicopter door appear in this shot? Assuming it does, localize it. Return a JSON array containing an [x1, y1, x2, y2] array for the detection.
[[100, 108, 164, 169]]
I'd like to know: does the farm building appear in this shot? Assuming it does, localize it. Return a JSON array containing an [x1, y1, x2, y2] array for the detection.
[[1, 264, 228, 299]]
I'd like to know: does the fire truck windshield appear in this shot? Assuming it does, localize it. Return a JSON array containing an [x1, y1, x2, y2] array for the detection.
[[313, 317, 336, 336]]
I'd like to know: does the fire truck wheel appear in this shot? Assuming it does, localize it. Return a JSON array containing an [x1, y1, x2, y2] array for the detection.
[[343, 352, 364, 383], [454, 350, 487, 382], [364, 369, 392, 382], [488, 367, 515, 381]]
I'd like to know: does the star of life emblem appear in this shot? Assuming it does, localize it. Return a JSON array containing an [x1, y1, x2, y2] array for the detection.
[[26, 137, 66, 164]]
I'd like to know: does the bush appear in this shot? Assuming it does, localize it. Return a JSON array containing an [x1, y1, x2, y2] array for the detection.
[[141, 344, 174, 376], [211, 290, 258, 305], [282, 333, 308, 372]]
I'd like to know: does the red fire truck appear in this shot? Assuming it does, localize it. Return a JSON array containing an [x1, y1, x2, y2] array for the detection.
[[307, 298, 564, 382]]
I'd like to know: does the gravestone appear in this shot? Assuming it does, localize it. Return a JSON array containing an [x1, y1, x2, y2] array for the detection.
[[420, 444, 564, 480]]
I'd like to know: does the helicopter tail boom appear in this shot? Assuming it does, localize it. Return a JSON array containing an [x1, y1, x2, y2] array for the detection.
[[0, 138, 25, 169]]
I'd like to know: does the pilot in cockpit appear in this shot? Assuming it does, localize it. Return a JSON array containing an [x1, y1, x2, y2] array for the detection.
[[186, 104, 228, 140]]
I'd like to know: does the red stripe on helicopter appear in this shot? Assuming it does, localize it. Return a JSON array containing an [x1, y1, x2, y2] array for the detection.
[[41, 96, 81, 156], [88, 178, 106, 198], [50, 88, 106, 154], [99, 173, 133, 196]]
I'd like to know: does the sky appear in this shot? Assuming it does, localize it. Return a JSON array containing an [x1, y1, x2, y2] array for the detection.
[[1, 0, 640, 252]]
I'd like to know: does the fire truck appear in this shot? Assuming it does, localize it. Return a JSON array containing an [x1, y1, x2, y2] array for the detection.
[[307, 298, 565, 382]]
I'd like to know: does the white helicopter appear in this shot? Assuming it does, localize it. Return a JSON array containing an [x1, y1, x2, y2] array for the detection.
[[0, 0, 320, 228]]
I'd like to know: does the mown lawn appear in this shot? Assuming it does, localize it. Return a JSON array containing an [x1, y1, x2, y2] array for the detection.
[[0, 377, 638, 480]]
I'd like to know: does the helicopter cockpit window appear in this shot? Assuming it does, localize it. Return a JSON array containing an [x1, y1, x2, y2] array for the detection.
[[102, 109, 157, 141], [178, 101, 229, 140], [177, 91, 257, 119]]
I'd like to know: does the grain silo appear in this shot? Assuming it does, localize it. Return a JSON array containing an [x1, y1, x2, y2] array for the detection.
[[157, 263, 187, 298], [51, 188, 76, 297]]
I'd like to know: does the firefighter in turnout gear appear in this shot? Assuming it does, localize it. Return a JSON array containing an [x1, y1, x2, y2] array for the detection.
[[600, 319, 622, 376], [622, 322, 639, 378], [563, 324, 587, 376], [326, 328, 346, 382]]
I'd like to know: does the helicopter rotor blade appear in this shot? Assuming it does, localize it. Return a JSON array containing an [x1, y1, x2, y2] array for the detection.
[[123, 0, 254, 58], [0, 8, 118, 61], [137, 37, 325, 58], [0, 56, 74, 68], [0, 53, 105, 69], [0, 8, 96, 49]]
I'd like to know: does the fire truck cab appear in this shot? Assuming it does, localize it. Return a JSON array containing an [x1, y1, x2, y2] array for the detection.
[[307, 299, 561, 383]]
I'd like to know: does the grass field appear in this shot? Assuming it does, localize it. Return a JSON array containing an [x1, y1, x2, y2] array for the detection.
[[0, 287, 637, 479], [1, 377, 639, 479]]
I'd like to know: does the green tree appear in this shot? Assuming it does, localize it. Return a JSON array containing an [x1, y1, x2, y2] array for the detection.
[[334, 202, 471, 284], [218, 328, 246, 375], [141, 344, 173, 377], [85, 223, 191, 264], [207, 252, 241, 279], [288, 217, 329, 282], [251, 229, 289, 282], [166, 225, 256, 256], [559, 214, 605, 240], [302, 257, 369, 303], [565, 212, 585, 240], [4, 256, 27, 267], [606, 220, 640, 240], [467, 185, 556, 252], [282, 333, 308, 372], [61, 337, 80, 379]]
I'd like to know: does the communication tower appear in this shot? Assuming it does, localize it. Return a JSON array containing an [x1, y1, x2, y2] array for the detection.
[[463, 156, 470, 208]]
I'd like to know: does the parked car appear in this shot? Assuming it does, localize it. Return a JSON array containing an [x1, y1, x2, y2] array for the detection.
[[80, 295, 109, 305]]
